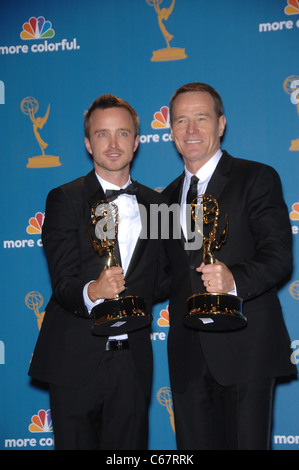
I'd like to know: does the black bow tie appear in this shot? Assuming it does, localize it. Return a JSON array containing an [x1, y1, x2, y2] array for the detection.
[[105, 181, 138, 201]]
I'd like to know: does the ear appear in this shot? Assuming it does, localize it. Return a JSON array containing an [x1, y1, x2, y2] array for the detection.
[[218, 115, 226, 137], [169, 123, 177, 145], [84, 136, 92, 155], [133, 134, 139, 153], [169, 122, 174, 139]]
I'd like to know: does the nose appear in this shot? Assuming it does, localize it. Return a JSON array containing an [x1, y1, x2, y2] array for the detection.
[[108, 133, 119, 148], [186, 119, 196, 134]]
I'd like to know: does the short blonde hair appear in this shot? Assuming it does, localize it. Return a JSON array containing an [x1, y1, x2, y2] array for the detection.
[[84, 94, 139, 138]]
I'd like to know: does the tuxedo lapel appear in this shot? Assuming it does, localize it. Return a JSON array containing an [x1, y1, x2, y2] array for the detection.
[[166, 154, 232, 207], [85, 170, 105, 208], [125, 183, 151, 279], [165, 172, 186, 246], [168, 172, 185, 205], [205, 151, 232, 201]]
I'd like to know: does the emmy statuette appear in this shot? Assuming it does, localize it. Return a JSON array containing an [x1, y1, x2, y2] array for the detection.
[[87, 200, 152, 335], [184, 195, 247, 332]]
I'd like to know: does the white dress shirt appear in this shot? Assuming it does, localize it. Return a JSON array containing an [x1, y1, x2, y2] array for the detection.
[[83, 172, 141, 339]]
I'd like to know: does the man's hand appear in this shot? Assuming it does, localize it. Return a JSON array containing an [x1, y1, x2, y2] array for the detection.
[[88, 266, 125, 301], [196, 260, 235, 293]]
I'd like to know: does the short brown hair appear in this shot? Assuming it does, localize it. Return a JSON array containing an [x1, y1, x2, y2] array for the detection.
[[84, 94, 139, 138], [169, 83, 224, 124]]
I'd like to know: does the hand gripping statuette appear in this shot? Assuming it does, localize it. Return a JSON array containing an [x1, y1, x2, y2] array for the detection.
[[184, 195, 247, 332], [87, 200, 152, 335]]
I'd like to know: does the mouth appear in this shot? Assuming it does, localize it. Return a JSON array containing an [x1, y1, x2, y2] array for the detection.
[[185, 140, 202, 144], [105, 152, 122, 158]]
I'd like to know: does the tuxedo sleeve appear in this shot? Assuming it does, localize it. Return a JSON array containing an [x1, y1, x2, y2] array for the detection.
[[42, 186, 89, 317], [229, 164, 292, 301]]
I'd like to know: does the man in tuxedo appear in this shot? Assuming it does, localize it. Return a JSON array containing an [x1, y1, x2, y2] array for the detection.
[[163, 83, 297, 449], [29, 94, 165, 450]]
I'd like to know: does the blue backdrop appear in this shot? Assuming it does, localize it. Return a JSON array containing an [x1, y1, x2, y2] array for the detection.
[[1, 0, 298, 450]]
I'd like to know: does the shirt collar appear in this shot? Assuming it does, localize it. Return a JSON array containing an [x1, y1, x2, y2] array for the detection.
[[94, 171, 131, 192], [184, 149, 222, 184]]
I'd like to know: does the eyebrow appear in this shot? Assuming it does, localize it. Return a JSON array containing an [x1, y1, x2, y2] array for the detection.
[[174, 112, 210, 120], [94, 127, 133, 133]]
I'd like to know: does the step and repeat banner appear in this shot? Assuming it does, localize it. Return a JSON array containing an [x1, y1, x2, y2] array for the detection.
[[0, 0, 299, 450]]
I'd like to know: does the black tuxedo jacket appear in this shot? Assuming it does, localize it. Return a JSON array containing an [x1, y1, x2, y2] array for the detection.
[[163, 151, 297, 391], [29, 170, 166, 397]]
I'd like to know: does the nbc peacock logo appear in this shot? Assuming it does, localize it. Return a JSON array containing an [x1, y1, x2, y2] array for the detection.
[[140, 105, 172, 144], [158, 305, 169, 327], [0, 16, 79, 56], [20, 16, 55, 40], [285, 0, 299, 15], [151, 106, 170, 129], [290, 202, 299, 236], [26, 212, 44, 234], [290, 202, 299, 221], [29, 409, 53, 433]]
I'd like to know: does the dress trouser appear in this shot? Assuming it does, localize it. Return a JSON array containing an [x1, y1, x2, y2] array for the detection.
[[172, 341, 275, 450], [49, 348, 149, 450]]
